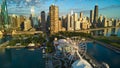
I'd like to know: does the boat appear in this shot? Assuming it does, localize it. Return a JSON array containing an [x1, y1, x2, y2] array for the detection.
[[25, 43, 37, 49]]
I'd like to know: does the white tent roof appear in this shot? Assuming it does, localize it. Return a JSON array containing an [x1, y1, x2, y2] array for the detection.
[[72, 60, 92, 68]]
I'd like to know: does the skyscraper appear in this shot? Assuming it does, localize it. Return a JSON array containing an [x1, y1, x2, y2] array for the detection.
[[49, 4, 59, 34], [31, 6, 35, 17], [58, 19, 62, 31], [90, 10, 94, 23], [46, 13, 50, 32], [70, 15, 74, 31], [73, 13, 78, 22], [41, 11, 46, 32], [0, 8, 3, 29], [66, 14, 71, 31], [1, 0, 9, 29], [29, 14, 34, 27], [24, 19, 32, 31], [93, 5, 98, 27], [98, 15, 103, 27], [80, 12, 83, 18]]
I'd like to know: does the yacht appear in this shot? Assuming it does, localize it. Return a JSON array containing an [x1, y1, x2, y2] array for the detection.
[[25, 43, 36, 48]]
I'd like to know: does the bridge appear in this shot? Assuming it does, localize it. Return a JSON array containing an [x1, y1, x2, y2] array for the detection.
[[75, 26, 120, 32]]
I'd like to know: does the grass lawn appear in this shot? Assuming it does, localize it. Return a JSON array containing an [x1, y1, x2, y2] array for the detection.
[[93, 36, 120, 48]]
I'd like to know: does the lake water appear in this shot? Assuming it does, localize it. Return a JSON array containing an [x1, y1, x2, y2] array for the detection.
[[0, 48, 45, 68], [87, 43, 120, 68]]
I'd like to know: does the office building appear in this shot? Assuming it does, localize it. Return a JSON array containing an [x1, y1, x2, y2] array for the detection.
[[66, 14, 71, 31], [90, 10, 94, 23], [1, 0, 9, 29], [93, 5, 98, 27], [49, 4, 59, 34], [24, 19, 32, 31], [41, 11, 46, 32]]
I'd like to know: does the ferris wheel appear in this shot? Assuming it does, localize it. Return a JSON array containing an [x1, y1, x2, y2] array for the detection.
[[55, 36, 87, 65], [70, 36, 87, 57]]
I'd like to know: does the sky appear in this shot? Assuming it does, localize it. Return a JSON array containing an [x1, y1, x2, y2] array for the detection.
[[0, 0, 120, 19]]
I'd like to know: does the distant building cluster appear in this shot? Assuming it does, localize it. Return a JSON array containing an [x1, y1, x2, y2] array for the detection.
[[0, 0, 120, 34], [90, 5, 120, 28], [49, 4, 120, 34]]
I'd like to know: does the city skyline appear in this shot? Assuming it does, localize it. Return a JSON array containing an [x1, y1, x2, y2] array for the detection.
[[0, 0, 120, 19]]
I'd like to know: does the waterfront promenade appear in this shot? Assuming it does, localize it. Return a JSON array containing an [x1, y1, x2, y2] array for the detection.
[[46, 53, 54, 68]]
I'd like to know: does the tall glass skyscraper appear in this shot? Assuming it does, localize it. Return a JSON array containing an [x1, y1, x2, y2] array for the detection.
[[93, 5, 98, 27], [1, 0, 9, 30]]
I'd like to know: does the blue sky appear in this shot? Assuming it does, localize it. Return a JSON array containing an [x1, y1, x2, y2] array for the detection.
[[0, 0, 120, 19]]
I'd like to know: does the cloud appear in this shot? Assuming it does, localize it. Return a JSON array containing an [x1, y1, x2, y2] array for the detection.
[[100, 5, 120, 10]]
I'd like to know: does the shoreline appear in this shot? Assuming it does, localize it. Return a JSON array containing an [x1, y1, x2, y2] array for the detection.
[[94, 40, 120, 53], [0, 41, 9, 48], [86, 38, 120, 53]]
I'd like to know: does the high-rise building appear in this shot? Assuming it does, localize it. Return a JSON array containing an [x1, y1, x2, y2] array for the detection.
[[70, 15, 74, 31], [8, 15, 21, 30], [66, 14, 71, 31], [90, 10, 94, 23], [41, 11, 46, 32], [73, 13, 78, 30], [74, 21, 80, 30], [31, 6, 35, 17], [73, 13, 78, 22], [29, 14, 34, 27], [24, 19, 32, 31], [49, 4, 59, 34], [103, 16, 108, 27], [38, 16, 41, 28], [0, 10, 3, 29], [93, 5, 98, 27], [80, 12, 83, 18], [11, 15, 17, 28], [61, 16, 66, 28], [1, 0, 9, 29], [98, 15, 103, 27], [58, 20, 62, 31], [46, 13, 50, 32]]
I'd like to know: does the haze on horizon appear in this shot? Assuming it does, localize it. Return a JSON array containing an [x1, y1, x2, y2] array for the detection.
[[0, 0, 120, 19]]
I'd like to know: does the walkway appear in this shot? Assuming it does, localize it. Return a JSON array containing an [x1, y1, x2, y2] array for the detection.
[[46, 53, 54, 68]]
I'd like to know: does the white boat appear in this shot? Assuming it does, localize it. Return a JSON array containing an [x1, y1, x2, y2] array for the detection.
[[28, 43, 35, 46], [25, 43, 36, 49]]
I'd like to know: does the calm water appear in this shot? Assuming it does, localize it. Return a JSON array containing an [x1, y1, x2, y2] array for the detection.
[[87, 43, 120, 68], [0, 48, 45, 68], [87, 27, 120, 68]]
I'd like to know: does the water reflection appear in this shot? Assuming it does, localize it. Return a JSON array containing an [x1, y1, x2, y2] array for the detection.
[[91, 27, 120, 37]]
